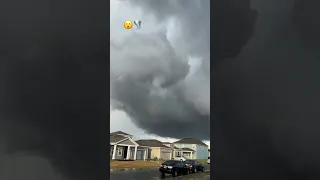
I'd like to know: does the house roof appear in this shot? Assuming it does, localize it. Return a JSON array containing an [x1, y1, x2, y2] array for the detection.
[[174, 138, 208, 146], [181, 148, 195, 152], [162, 142, 173, 144], [110, 134, 127, 143], [136, 139, 169, 148], [110, 131, 132, 136]]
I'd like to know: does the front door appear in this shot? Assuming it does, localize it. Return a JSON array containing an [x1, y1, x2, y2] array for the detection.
[[123, 146, 128, 160]]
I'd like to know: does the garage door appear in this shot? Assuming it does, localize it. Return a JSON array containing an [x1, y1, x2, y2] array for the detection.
[[136, 150, 144, 160], [161, 152, 171, 160]]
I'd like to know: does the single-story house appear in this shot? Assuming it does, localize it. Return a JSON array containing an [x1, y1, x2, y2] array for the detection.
[[136, 139, 173, 160], [110, 131, 148, 160], [173, 138, 209, 159], [110, 131, 209, 161]]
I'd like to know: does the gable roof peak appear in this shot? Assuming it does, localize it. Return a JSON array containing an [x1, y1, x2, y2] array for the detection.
[[174, 138, 208, 146]]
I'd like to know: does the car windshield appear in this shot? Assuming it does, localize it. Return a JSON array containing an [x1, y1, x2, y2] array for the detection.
[[185, 160, 194, 164], [162, 160, 177, 166]]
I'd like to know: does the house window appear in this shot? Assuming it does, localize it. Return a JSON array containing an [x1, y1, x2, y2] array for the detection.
[[110, 147, 114, 155], [177, 152, 180, 156], [117, 147, 122, 156]]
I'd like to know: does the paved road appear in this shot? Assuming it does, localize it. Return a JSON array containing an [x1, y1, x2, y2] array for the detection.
[[110, 165, 210, 180]]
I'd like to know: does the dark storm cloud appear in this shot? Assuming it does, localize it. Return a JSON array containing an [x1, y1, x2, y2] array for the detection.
[[130, 0, 210, 56], [110, 0, 210, 140], [110, 32, 210, 140], [213, 0, 320, 179], [0, 0, 108, 180]]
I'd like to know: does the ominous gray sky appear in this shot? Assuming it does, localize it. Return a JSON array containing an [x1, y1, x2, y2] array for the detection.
[[110, 0, 210, 142]]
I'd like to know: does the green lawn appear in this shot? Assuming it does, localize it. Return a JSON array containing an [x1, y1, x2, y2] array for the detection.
[[196, 159, 209, 164]]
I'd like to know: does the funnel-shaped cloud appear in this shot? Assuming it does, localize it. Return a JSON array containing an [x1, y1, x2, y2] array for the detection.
[[110, 0, 210, 140]]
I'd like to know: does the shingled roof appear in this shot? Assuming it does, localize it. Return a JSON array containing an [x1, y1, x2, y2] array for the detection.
[[136, 139, 170, 148], [162, 142, 173, 144], [174, 138, 208, 146], [181, 148, 195, 152], [110, 131, 132, 136], [110, 134, 127, 143]]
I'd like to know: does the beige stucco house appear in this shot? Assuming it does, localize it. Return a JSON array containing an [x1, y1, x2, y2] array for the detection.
[[135, 139, 173, 160]]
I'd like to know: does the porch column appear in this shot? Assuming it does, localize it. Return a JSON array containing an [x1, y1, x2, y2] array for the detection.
[[143, 148, 147, 161], [133, 146, 138, 160], [146, 148, 148, 160], [126, 146, 131, 160], [190, 152, 193, 159], [112, 145, 117, 160]]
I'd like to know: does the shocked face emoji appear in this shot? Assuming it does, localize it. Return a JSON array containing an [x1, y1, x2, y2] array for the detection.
[[124, 20, 133, 30]]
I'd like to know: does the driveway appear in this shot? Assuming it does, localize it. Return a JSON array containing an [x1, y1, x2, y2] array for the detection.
[[110, 164, 210, 180]]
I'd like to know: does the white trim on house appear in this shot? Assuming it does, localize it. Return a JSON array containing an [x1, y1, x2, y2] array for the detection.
[[161, 150, 172, 153], [138, 145, 149, 148], [117, 133, 132, 138], [110, 136, 140, 146], [110, 137, 130, 144], [110, 132, 151, 161], [116, 137, 140, 146], [110, 141, 149, 161], [115, 137, 129, 144], [110, 147, 114, 155], [116, 143, 131, 146]]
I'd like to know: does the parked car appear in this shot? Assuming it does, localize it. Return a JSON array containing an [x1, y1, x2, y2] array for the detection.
[[207, 156, 210, 164], [159, 160, 190, 177], [172, 155, 187, 161], [184, 160, 205, 173]]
